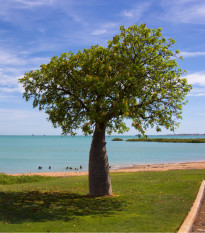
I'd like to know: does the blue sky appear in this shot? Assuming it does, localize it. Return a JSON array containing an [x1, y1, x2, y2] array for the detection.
[[0, 0, 205, 135]]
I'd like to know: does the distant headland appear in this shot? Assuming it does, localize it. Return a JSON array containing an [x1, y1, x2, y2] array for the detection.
[[166, 133, 205, 136]]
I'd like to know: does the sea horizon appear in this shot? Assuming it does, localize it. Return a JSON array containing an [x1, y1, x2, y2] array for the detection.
[[1, 135, 205, 174], [1, 133, 205, 136]]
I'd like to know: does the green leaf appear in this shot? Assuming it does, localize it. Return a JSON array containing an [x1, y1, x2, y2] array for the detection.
[[18, 24, 191, 136]]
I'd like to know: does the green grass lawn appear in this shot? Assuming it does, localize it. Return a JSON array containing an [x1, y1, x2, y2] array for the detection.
[[0, 170, 205, 232]]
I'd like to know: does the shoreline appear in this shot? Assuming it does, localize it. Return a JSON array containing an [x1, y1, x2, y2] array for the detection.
[[7, 161, 205, 177]]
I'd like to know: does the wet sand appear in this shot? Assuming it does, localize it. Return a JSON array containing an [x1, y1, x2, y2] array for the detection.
[[8, 161, 205, 177]]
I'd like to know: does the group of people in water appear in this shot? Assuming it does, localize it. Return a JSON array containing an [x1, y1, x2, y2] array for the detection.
[[38, 164, 111, 170], [38, 165, 83, 170]]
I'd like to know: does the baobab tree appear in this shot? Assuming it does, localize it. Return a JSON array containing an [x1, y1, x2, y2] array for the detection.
[[19, 24, 191, 197]]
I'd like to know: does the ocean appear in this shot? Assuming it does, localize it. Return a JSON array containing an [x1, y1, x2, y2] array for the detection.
[[0, 135, 205, 174]]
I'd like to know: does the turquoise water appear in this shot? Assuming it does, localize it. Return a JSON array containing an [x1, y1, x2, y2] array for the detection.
[[0, 135, 205, 174]]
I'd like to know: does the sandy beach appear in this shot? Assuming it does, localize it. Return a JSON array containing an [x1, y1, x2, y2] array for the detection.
[[8, 161, 205, 177]]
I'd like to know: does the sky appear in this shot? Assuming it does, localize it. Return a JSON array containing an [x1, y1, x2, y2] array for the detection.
[[0, 0, 205, 136]]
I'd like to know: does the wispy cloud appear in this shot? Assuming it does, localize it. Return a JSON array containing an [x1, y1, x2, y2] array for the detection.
[[188, 88, 205, 96], [0, 107, 62, 135], [14, 0, 54, 8], [0, 108, 44, 121], [181, 51, 205, 58], [186, 72, 205, 86], [121, 2, 152, 20], [91, 22, 118, 36], [0, 49, 24, 66], [0, 86, 23, 93], [0, 0, 52, 22], [0, 94, 22, 103], [161, 0, 205, 24], [0, 0, 54, 11], [90, 2, 152, 40], [0, 47, 50, 92], [0, 0, 66, 32], [186, 72, 205, 96], [91, 29, 107, 36]]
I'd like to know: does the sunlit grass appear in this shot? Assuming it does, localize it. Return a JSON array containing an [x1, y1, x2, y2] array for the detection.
[[0, 170, 204, 232], [0, 174, 55, 185]]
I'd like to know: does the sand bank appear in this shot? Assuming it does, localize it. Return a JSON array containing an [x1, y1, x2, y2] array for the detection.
[[7, 161, 205, 177]]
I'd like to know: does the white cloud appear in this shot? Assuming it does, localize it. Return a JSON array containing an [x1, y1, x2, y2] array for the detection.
[[0, 107, 62, 135], [103, 22, 118, 29], [181, 51, 205, 58], [0, 0, 56, 28], [0, 108, 40, 120], [188, 88, 205, 96], [186, 72, 205, 86], [90, 22, 118, 38], [0, 94, 22, 103], [15, 0, 54, 8], [0, 108, 46, 121], [185, 72, 205, 96], [122, 10, 134, 18], [0, 47, 50, 93], [0, 72, 19, 86], [0, 0, 54, 10], [121, 2, 151, 20], [91, 29, 107, 36], [161, 0, 205, 24], [0, 86, 23, 93], [0, 49, 25, 66], [28, 56, 50, 64]]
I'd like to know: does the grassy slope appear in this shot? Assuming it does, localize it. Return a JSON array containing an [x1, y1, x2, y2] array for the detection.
[[0, 174, 55, 185], [0, 170, 205, 232]]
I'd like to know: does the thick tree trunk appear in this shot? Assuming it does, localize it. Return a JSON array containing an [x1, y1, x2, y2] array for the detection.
[[88, 123, 112, 197]]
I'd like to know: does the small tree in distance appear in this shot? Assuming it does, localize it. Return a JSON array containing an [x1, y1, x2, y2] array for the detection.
[[19, 24, 192, 197]]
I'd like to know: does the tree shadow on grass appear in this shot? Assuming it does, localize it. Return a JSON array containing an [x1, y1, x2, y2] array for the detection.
[[0, 191, 125, 224]]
